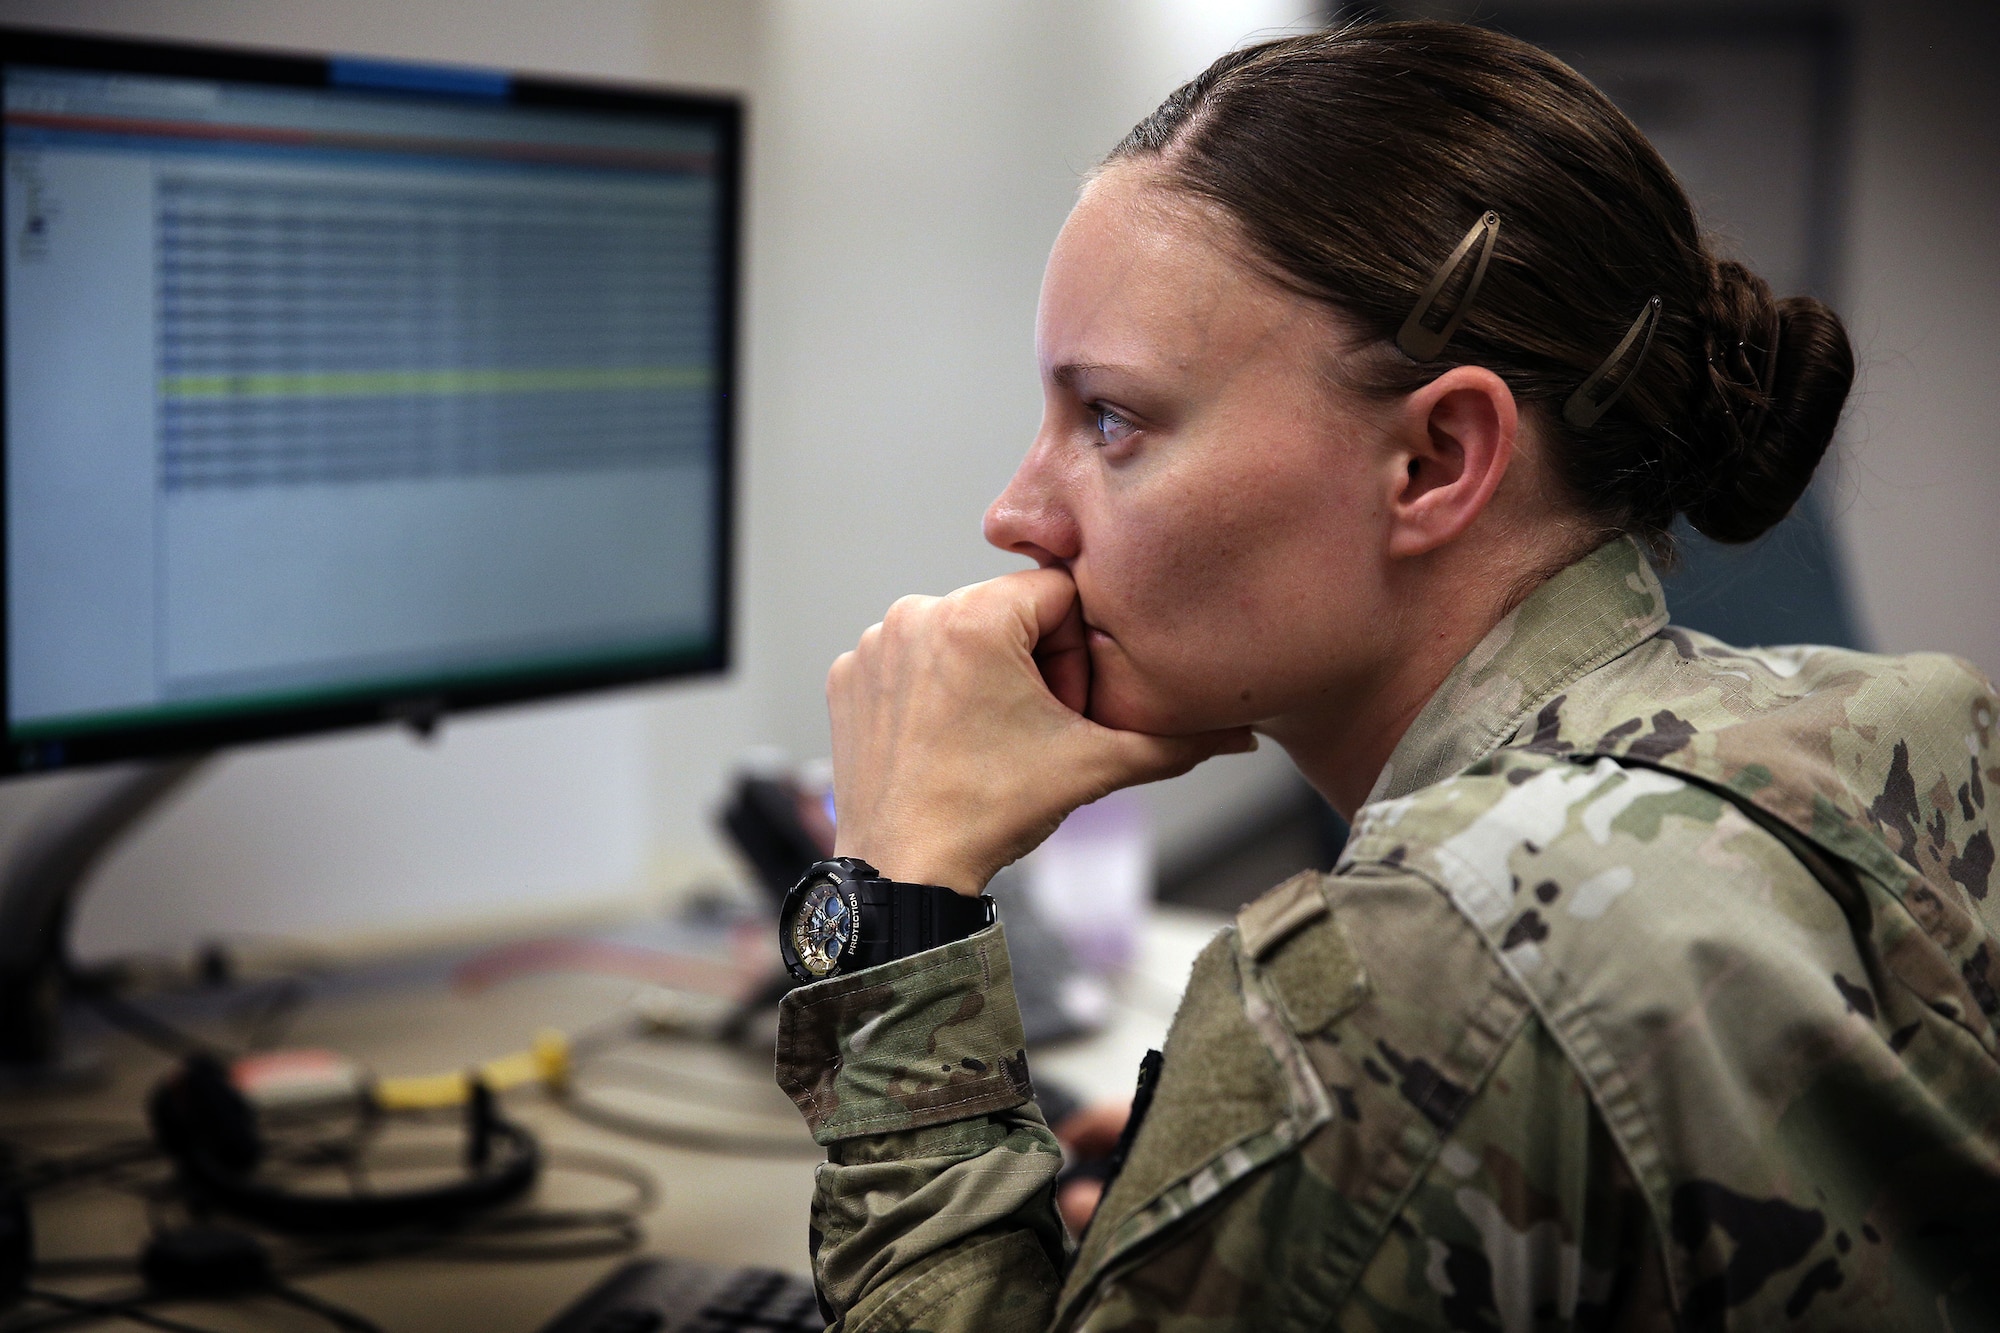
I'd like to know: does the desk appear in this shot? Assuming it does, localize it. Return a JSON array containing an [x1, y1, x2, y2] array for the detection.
[[1, 907, 1225, 1332]]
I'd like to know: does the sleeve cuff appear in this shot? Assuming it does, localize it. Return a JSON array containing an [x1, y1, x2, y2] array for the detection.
[[775, 922, 1034, 1144]]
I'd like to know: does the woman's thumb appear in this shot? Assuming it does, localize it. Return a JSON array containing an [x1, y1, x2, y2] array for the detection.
[[1092, 725, 1258, 789]]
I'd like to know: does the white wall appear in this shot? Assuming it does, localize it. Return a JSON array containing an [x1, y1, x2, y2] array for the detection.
[[1836, 0, 2000, 677], [0, 0, 1315, 960], [741, 0, 1317, 873]]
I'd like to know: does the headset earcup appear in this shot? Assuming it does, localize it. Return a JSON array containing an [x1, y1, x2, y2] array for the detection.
[[148, 1054, 263, 1176], [146, 1055, 539, 1235]]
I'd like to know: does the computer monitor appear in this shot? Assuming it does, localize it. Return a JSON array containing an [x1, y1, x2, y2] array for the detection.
[[0, 27, 740, 776]]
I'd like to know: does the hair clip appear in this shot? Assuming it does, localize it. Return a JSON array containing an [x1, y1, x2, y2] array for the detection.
[[1397, 210, 1500, 362], [1563, 295, 1662, 429]]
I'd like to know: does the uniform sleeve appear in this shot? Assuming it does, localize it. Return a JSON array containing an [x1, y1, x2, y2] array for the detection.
[[774, 921, 1069, 1331], [1341, 1014, 1673, 1332], [776, 888, 1680, 1332]]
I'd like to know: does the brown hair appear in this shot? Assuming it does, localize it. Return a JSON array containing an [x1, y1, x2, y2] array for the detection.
[[1107, 21, 1854, 555]]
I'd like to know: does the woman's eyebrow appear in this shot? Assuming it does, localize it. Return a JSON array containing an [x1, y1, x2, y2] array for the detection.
[[1050, 361, 1136, 390]]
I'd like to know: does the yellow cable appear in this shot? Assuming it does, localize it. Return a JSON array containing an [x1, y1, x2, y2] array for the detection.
[[372, 1028, 571, 1111]]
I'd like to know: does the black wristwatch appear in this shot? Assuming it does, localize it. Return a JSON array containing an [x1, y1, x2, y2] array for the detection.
[[778, 857, 996, 984]]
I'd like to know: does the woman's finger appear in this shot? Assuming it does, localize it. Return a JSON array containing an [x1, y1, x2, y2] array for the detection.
[[1003, 564, 1086, 647], [1085, 723, 1259, 793], [1036, 593, 1091, 714], [828, 567, 1257, 893], [1055, 1100, 1132, 1156], [1057, 1178, 1105, 1235]]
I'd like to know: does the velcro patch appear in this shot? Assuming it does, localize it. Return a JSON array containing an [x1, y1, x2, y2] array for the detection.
[[1237, 871, 1332, 959], [1260, 912, 1368, 1036]]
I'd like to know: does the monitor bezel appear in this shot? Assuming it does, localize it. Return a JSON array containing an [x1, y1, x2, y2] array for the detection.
[[0, 25, 741, 775]]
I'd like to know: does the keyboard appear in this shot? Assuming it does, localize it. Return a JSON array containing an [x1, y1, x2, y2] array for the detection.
[[536, 1257, 824, 1333]]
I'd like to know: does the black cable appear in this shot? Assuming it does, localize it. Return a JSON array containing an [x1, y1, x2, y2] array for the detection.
[[278, 1152, 644, 1264], [469, 1208, 637, 1260], [3, 1127, 175, 1264], [715, 968, 793, 1046], [272, 1214, 638, 1274], [68, 943, 326, 1063], [583, 1052, 790, 1106], [70, 992, 227, 1064], [245, 1129, 656, 1216], [7, 1140, 161, 1197], [566, 1010, 643, 1060], [20, 1258, 137, 1280], [15, 1282, 380, 1333], [338, 1210, 643, 1265], [267, 1281, 381, 1333], [272, 1201, 644, 1266], [271, 1145, 655, 1271], [15, 1289, 224, 1333], [557, 1086, 818, 1156], [0, 1122, 152, 1151], [556, 1052, 818, 1157], [543, 1144, 660, 1215], [222, 976, 313, 1053]]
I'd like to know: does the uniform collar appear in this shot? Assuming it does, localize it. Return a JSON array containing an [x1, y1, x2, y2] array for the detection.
[[1365, 536, 1671, 805]]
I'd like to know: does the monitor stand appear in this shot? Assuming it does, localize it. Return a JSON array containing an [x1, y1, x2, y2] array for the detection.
[[0, 757, 208, 1091]]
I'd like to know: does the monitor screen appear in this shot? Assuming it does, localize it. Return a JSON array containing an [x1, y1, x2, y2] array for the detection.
[[0, 30, 739, 773]]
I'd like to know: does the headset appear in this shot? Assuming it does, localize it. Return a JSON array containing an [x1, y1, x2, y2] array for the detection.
[[148, 1054, 540, 1236]]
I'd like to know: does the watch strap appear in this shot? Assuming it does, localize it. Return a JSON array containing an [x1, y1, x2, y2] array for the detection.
[[847, 880, 996, 970]]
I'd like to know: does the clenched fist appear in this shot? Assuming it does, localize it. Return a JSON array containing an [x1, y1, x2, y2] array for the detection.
[[827, 566, 1256, 895]]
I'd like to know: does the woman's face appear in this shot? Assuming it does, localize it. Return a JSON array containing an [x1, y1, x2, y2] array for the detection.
[[984, 164, 1405, 736]]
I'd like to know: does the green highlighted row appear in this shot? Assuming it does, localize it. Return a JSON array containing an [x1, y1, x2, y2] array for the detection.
[[160, 365, 712, 400]]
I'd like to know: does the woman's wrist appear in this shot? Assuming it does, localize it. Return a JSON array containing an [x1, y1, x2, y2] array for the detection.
[[834, 841, 986, 897]]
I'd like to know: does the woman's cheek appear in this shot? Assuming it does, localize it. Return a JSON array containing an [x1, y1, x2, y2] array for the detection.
[[1086, 627, 1249, 733], [1085, 634, 1184, 731]]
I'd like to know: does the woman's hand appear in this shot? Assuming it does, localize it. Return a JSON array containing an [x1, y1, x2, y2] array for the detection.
[[1053, 1099, 1133, 1233], [827, 566, 1255, 895]]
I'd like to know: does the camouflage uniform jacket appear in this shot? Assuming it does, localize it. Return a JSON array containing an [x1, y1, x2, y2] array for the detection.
[[775, 537, 2000, 1331]]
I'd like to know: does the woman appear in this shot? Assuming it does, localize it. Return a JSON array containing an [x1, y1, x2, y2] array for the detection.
[[775, 21, 2000, 1331]]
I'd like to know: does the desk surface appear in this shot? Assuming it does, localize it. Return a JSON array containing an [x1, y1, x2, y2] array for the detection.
[[2, 907, 1224, 1332]]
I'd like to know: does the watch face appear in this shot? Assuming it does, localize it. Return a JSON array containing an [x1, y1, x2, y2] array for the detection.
[[790, 878, 857, 979]]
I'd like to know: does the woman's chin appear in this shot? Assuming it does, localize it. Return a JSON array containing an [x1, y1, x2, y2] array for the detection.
[[1085, 647, 1250, 735], [1086, 683, 1228, 736]]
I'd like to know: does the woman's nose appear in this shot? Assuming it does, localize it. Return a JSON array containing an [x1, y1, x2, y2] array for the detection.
[[984, 442, 1080, 566]]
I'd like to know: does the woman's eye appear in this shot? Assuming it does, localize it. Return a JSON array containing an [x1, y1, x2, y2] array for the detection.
[[1090, 405, 1137, 447]]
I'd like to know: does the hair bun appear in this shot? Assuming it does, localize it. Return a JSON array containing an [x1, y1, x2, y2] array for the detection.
[[1677, 260, 1854, 544]]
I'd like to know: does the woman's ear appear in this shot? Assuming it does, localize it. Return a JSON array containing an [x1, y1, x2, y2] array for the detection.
[[1382, 365, 1518, 559]]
